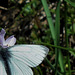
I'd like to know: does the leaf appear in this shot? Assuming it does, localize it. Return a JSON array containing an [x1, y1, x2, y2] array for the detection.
[[65, 0, 75, 7], [73, 23, 75, 33], [69, 51, 75, 56], [70, 0, 75, 2]]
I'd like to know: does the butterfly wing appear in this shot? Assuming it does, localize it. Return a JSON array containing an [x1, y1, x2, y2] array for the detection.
[[8, 45, 49, 67], [0, 58, 7, 75], [8, 56, 33, 75]]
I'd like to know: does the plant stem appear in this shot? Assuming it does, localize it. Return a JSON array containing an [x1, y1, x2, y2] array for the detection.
[[37, 42, 75, 52], [55, 0, 60, 74], [64, 1, 71, 75], [45, 58, 62, 75], [41, 0, 55, 41], [55, 0, 65, 74]]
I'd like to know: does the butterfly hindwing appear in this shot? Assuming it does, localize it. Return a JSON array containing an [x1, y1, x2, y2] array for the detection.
[[8, 57, 33, 75], [0, 58, 7, 75]]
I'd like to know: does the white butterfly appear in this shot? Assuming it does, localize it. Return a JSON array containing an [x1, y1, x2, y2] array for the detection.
[[0, 29, 49, 75]]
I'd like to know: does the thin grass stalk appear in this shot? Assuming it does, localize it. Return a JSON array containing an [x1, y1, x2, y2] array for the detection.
[[37, 42, 75, 52], [45, 58, 62, 75], [37, 66, 43, 75], [55, 0, 65, 74], [41, 0, 69, 74], [40, 0, 62, 74], [41, 0, 55, 41], [40, 0, 58, 74], [33, 68, 39, 75], [64, 2, 71, 75], [54, 0, 61, 74]]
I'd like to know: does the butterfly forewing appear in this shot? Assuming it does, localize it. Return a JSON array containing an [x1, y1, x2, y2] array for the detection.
[[8, 45, 49, 67]]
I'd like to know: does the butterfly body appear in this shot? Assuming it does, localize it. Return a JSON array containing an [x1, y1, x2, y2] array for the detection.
[[0, 46, 11, 75]]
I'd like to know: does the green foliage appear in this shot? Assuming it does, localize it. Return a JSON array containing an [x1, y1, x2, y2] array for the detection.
[[65, 0, 75, 7], [73, 23, 75, 33], [70, 0, 75, 2]]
